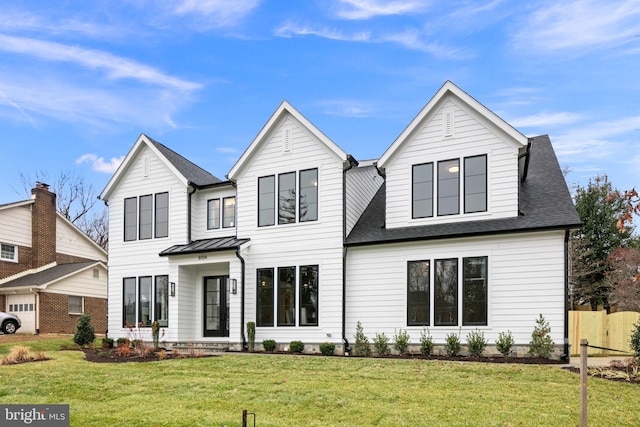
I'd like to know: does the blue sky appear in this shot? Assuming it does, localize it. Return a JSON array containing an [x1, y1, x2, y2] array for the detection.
[[0, 0, 639, 204]]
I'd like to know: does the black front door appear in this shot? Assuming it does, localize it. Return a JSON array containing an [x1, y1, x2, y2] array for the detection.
[[204, 276, 229, 337]]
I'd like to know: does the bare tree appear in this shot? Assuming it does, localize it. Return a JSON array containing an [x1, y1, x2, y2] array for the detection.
[[607, 247, 640, 311], [16, 170, 108, 250]]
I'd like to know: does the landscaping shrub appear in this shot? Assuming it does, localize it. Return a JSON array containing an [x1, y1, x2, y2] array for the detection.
[[444, 332, 461, 356], [247, 321, 256, 352], [290, 341, 304, 353], [496, 331, 515, 357], [101, 338, 114, 349], [263, 339, 276, 352], [373, 332, 390, 356], [466, 329, 487, 357], [116, 338, 128, 348], [420, 327, 434, 356], [353, 321, 371, 357], [393, 329, 411, 355], [529, 314, 554, 358], [151, 321, 160, 349], [73, 313, 95, 348], [319, 342, 335, 356], [629, 320, 640, 360]]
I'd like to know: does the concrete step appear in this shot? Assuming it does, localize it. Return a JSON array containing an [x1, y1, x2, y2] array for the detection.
[[168, 342, 229, 354]]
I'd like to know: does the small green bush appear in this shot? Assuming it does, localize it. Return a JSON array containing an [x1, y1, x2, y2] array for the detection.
[[101, 338, 114, 349], [629, 321, 640, 360], [496, 330, 515, 357], [116, 338, 128, 347], [73, 313, 95, 348], [529, 314, 555, 358], [373, 332, 390, 356], [444, 332, 461, 356], [247, 321, 256, 352], [466, 329, 487, 357], [290, 341, 304, 353], [393, 329, 411, 355], [151, 321, 160, 349], [420, 327, 434, 356], [319, 342, 335, 356], [353, 321, 371, 357], [262, 339, 276, 352]]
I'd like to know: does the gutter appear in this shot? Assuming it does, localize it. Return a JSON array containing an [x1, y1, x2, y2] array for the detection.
[[562, 229, 570, 362], [341, 156, 357, 355], [236, 247, 248, 351]]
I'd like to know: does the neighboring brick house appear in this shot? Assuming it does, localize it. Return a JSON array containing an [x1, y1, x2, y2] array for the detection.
[[0, 183, 108, 334]]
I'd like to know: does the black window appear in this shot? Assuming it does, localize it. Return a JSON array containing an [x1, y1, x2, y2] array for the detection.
[[278, 172, 296, 224], [407, 261, 430, 326], [463, 257, 488, 326], [124, 198, 137, 241], [207, 199, 220, 229], [299, 169, 318, 222], [412, 163, 433, 218], [277, 266, 296, 326], [139, 195, 153, 239], [138, 276, 152, 327], [258, 176, 275, 226], [123, 277, 136, 327], [155, 275, 169, 327], [438, 160, 459, 216], [155, 192, 169, 238], [223, 197, 236, 228], [434, 258, 458, 326], [464, 155, 487, 213], [299, 265, 318, 326], [257, 268, 274, 327]]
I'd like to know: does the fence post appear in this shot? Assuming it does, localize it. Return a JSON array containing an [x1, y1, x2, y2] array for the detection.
[[580, 339, 588, 427]]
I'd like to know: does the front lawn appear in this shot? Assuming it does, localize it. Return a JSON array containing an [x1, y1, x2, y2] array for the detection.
[[0, 340, 638, 426]]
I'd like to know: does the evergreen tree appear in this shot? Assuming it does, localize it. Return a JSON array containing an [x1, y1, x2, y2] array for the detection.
[[73, 313, 96, 348]]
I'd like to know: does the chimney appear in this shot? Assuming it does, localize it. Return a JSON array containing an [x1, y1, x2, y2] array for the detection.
[[31, 182, 57, 269]]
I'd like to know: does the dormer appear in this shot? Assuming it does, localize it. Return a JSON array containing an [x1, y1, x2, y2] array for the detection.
[[377, 81, 528, 229]]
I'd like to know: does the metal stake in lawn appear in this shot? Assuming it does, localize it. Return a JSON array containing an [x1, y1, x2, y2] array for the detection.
[[580, 339, 587, 427], [242, 409, 256, 427]]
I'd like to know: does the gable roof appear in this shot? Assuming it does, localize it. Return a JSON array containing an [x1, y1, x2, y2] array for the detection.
[[377, 81, 528, 170], [346, 135, 581, 246], [0, 261, 106, 290], [100, 134, 223, 201], [227, 101, 351, 180]]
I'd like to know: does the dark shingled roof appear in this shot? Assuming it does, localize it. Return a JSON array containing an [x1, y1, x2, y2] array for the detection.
[[160, 236, 250, 256], [145, 134, 224, 188], [0, 261, 100, 289], [346, 135, 581, 246]]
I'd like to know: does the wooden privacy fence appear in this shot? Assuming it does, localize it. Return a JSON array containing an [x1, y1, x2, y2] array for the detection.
[[569, 310, 639, 355]]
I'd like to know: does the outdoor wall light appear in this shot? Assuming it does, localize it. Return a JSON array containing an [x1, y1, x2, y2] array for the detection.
[[231, 279, 238, 295], [170, 282, 175, 297]]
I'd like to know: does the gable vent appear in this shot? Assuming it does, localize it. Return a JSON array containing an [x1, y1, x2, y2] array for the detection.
[[443, 110, 454, 137], [143, 157, 149, 177], [283, 126, 292, 152]]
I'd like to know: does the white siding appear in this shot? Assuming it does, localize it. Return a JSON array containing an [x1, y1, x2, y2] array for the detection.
[[106, 144, 190, 338], [345, 164, 383, 236], [56, 217, 107, 262], [234, 113, 346, 346], [346, 231, 566, 346], [191, 186, 238, 241], [43, 264, 108, 298], [0, 204, 32, 247], [385, 98, 521, 229]]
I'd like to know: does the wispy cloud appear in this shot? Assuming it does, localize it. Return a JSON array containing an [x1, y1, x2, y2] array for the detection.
[[513, 0, 640, 54], [334, 0, 429, 20], [317, 99, 374, 118], [510, 111, 584, 128], [275, 22, 370, 41], [0, 34, 201, 92], [167, 0, 261, 28], [217, 147, 240, 154], [76, 153, 125, 173]]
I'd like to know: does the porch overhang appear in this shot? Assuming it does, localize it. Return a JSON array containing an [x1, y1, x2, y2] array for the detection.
[[159, 237, 250, 257]]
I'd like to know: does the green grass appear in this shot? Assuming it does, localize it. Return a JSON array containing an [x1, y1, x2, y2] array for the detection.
[[0, 343, 639, 426]]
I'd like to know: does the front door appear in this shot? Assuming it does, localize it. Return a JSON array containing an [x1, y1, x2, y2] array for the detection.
[[203, 276, 229, 337]]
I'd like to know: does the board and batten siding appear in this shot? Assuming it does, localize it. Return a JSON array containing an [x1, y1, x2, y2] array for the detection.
[[385, 99, 521, 229], [233, 113, 346, 346], [106, 144, 191, 339], [345, 164, 383, 237], [345, 230, 566, 345], [0, 204, 32, 247]]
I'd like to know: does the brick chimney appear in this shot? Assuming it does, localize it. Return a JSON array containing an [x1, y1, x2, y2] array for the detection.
[[31, 182, 57, 269]]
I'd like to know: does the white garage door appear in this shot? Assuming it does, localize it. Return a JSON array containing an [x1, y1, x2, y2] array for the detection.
[[6, 294, 36, 333]]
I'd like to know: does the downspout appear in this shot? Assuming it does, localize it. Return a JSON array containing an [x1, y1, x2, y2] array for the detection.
[[30, 288, 40, 335], [562, 229, 570, 362], [187, 185, 197, 243], [235, 248, 247, 351], [342, 155, 358, 355]]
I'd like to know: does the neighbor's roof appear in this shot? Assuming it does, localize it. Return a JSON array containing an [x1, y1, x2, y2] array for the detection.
[[0, 261, 104, 290], [346, 135, 581, 246], [160, 236, 250, 256]]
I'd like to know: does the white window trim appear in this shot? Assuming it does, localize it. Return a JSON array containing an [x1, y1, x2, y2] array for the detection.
[[68, 295, 84, 315], [0, 242, 18, 263]]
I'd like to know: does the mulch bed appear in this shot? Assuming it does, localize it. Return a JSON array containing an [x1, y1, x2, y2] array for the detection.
[[562, 362, 640, 384], [82, 348, 218, 363]]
